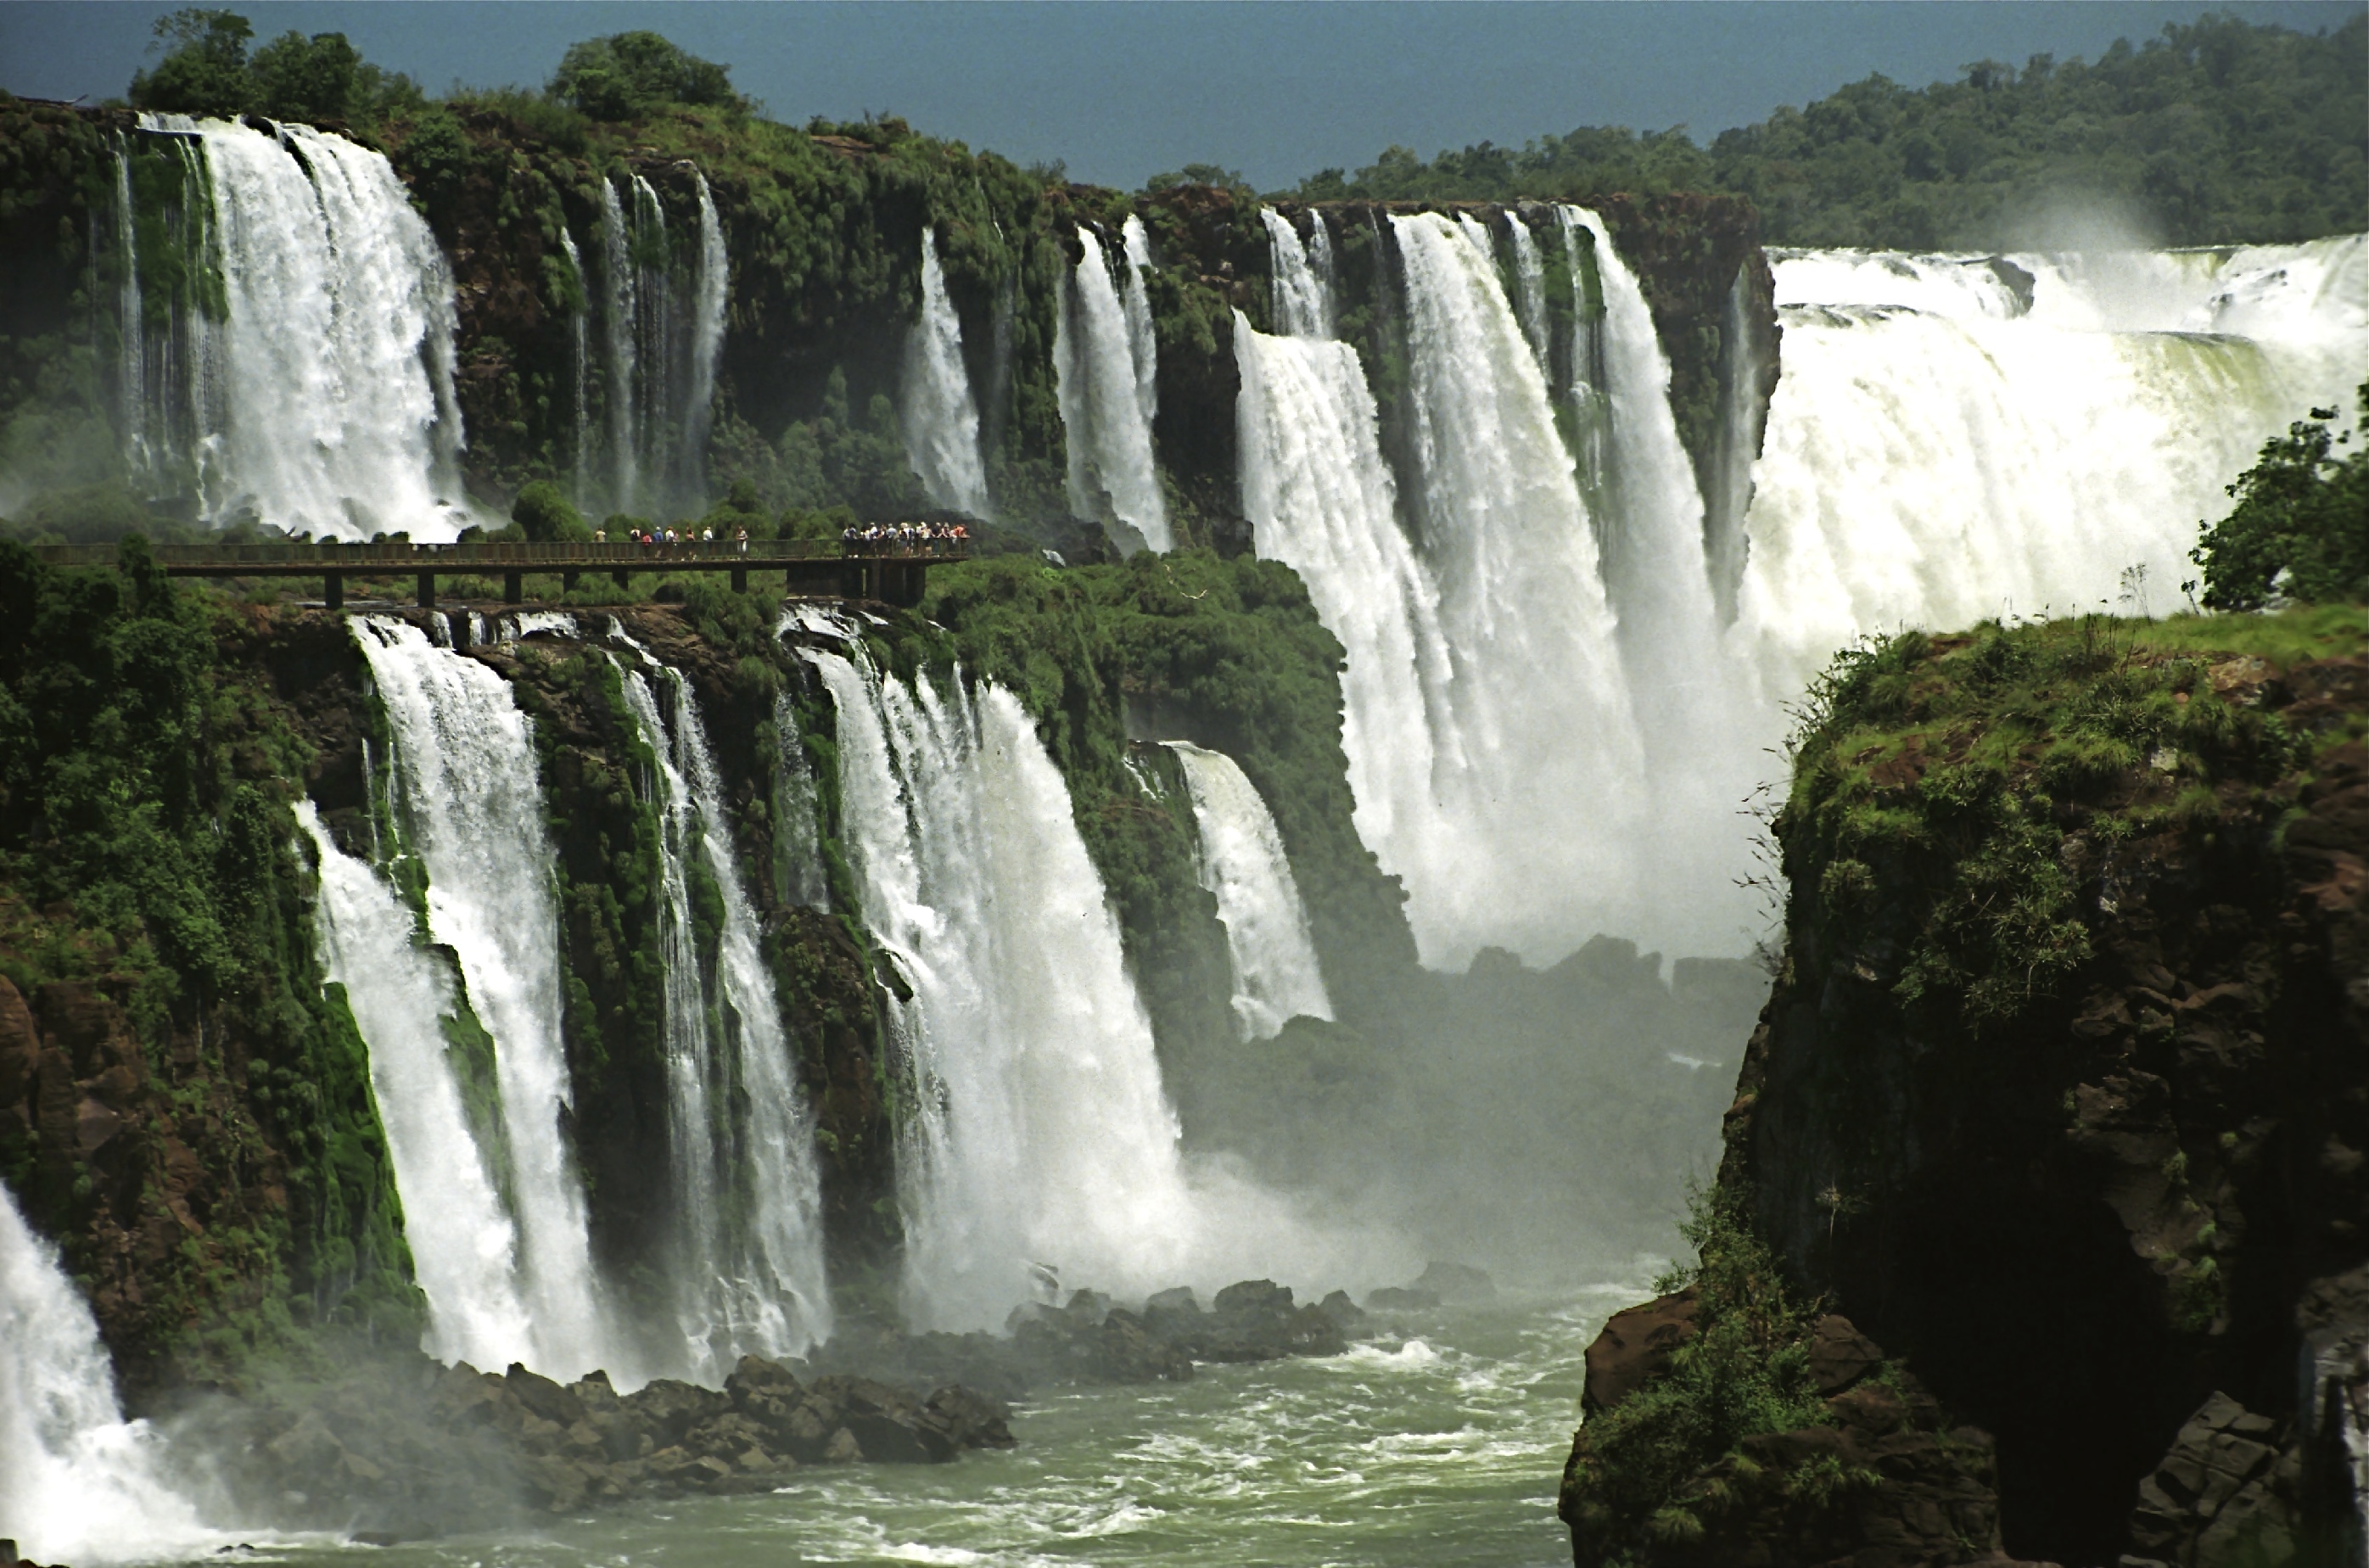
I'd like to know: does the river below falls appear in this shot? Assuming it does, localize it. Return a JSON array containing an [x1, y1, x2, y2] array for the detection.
[[191, 1290, 1644, 1568]]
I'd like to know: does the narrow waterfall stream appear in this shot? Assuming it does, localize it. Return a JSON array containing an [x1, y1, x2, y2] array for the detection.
[[349, 615, 627, 1382], [1057, 226, 1170, 552], [0, 1184, 217, 1565], [297, 802, 535, 1370], [611, 641, 832, 1377], [1165, 742, 1334, 1041], [186, 119, 468, 539], [899, 227, 993, 518], [591, 169, 728, 518]]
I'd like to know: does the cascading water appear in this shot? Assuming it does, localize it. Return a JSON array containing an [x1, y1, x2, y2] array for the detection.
[[685, 171, 729, 506], [1231, 308, 1453, 951], [296, 802, 535, 1369], [1506, 214, 1551, 373], [599, 178, 641, 516], [1262, 208, 1332, 339], [1733, 233, 2369, 692], [0, 1182, 217, 1565], [1705, 263, 1773, 624], [1056, 226, 1170, 552], [592, 170, 726, 519], [899, 227, 993, 518], [191, 119, 468, 539], [1121, 216, 1160, 434], [110, 138, 147, 479], [611, 645, 832, 1376], [1384, 210, 1649, 965], [1164, 742, 1334, 1040], [771, 691, 831, 910], [348, 615, 626, 1382], [801, 633, 1350, 1329], [562, 229, 592, 509]]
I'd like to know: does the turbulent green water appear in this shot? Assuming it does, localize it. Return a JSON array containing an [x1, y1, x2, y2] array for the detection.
[[223, 1294, 1636, 1568]]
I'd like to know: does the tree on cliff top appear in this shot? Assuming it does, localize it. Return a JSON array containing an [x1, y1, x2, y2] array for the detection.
[[2189, 384, 2369, 611], [547, 31, 743, 121], [128, 8, 422, 126]]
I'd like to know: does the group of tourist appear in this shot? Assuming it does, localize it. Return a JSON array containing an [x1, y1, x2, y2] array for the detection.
[[843, 521, 969, 554], [605, 524, 753, 555]]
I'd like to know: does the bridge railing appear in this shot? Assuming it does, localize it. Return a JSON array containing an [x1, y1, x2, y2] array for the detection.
[[19, 538, 971, 569]]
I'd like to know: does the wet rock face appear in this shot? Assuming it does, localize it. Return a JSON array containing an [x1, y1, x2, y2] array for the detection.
[[1720, 666, 2367, 1560], [1565, 1311, 2026, 1568]]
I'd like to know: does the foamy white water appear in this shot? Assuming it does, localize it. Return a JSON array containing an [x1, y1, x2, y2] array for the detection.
[[0, 1182, 219, 1565], [685, 171, 728, 509], [1057, 227, 1170, 552], [901, 227, 993, 518], [1166, 742, 1334, 1040], [1231, 311, 1450, 938], [193, 120, 467, 540], [806, 648, 1358, 1329], [1263, 209, 1333, 339], [297, 801, 535, 1369], [1386, 210, 1646, 966], [350, 615, 627, 1383], [1734, 234, 2369, 691], [613, 651, 831, 1377], [598, 177, 641, 515]]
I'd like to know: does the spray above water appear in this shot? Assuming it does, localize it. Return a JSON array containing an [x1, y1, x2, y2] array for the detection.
[[0, 1183, 219, 1565]]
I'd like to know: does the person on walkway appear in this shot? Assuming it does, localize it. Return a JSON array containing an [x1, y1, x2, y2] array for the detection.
[[736, 525, 749, 555]]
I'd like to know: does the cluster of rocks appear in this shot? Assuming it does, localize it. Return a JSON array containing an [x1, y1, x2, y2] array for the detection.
[[1563, 1296, 2041, 1567], [434, 1355, 1016, 1512]]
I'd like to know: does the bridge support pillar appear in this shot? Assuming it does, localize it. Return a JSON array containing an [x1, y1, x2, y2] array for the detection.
[[323, 573, 343, 612], [612, 568, 630, 591], [563, 569, 581, 593], [731, 567, 748, 594], [504, 571, 524, 605], [417, 573, 435, 610]]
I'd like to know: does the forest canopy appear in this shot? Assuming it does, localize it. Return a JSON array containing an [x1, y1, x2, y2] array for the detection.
[[1291, 11, 2368, 248]]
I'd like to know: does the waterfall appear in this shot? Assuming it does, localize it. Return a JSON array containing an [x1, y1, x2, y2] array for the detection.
[[1121, 215, 1160, 433], [1164, 742, 1333, 1040], [685, 171, 728, 509], [348, 615, 625, 1382], [899, 227, 993, 518], [611, 648, 831, 1376], [599, 178, 641, 517], [562, 229, 592, 510], [0, 1183, 216, 1565], [804, 646, 1216, 1328], [1507, 214, 1551, 373], [296, 803, 535, 1369], [191, 119, 468, 540], [1231, 311, 1452, 936], [772, 692, 830, 910], [1056, 226, 1170, 552], [111, 139, 148, 479], [1705, 263, 1771, 624], [1386, 210, 1648, 964], [1262, 208, 1332, 339], [594, 169, 726, 519], [1733, 234, 2369, 692]]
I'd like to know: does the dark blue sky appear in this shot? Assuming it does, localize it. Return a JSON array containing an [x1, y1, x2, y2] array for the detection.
[[3, 1, 2357, 190]]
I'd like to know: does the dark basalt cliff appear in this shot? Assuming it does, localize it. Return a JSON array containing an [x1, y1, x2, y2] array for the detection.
[[1561, 610, 2368, 1567]]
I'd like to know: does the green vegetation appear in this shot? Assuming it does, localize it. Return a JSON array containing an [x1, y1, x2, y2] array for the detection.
[[130, 8, 425, 128], [2189, 384, 2369, 610], [1297, 12, 2367, 246], [547, 31, 744, 123], [1780, 603, 2363, 1034], [1560, 1185, 1848, 1558], [0, 545, 418, 1374]]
